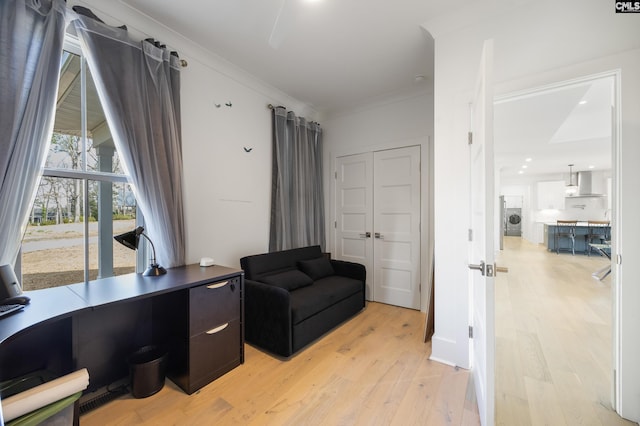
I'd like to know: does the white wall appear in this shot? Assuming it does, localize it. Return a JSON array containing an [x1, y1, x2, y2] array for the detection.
[[426, 0, 640, 420], [323, 92, 434, 311]]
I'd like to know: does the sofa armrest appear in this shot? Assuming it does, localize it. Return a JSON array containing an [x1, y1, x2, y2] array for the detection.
[[330, 259, 366, 282], [244, 279, 293, 356]]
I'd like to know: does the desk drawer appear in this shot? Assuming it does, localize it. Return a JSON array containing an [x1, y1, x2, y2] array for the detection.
[[190, 318, 241, 385], [190, 276, 240, 336]]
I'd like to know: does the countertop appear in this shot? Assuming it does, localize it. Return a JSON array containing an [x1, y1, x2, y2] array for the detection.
[[541, 222, 610, 226]]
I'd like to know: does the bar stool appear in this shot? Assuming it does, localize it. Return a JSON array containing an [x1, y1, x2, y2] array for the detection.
[[586, 220, 610, 256], [555, 220, 577, 255]]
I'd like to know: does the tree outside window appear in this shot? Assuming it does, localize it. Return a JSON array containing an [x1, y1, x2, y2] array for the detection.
[[21, 41, 138, 290]]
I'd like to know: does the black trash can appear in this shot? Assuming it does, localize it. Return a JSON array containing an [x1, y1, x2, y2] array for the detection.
[[128, 345, 168, 398]]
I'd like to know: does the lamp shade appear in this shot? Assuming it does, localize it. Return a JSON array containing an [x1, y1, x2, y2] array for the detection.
[[113, 227, 143, 250], [113, 226, 166, 276]]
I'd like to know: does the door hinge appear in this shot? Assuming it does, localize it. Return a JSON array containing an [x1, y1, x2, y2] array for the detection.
[[469, 326, 474, 338], [468, 229, 473, 241], [617, 254, 622, 265], [334, 221, 337, 229], [468, 131, 473, 145], [335, 171, 337, 179]]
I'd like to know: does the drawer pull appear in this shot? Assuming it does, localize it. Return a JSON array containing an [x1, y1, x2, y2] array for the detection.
[[206, 281, 229, 289], [206, 323, 229, 335]]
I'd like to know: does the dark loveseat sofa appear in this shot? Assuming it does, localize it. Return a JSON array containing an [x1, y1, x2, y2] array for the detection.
[[240, 245, 366, 357]]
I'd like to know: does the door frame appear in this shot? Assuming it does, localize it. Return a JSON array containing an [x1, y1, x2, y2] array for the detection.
[[493, 69, 622, 410], [329, 140, 431, 312]]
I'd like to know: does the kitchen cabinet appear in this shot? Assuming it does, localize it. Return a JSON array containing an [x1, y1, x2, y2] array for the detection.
[[537, 180, 565, 210], [545, 223, 610, 253]]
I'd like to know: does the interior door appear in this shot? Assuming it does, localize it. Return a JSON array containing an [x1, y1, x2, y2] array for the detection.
[[468, 39, 495, 426], [373, 146, 421, 309], [335, 153, 374, 299]]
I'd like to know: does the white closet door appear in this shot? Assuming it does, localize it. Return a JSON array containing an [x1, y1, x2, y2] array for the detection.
[[335, 153, 374, 300], [372, 146, 421, 309]]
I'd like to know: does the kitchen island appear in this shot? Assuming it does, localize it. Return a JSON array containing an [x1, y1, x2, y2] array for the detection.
[[543, 222, 610, 254]]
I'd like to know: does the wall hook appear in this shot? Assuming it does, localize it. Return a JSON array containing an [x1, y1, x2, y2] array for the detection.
[[214, 103, 221, 108], [243, 147, 253, 153], [225, 102, 232, 107]]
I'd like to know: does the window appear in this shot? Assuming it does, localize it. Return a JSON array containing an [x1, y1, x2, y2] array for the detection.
[[21, 37, 138, 290]]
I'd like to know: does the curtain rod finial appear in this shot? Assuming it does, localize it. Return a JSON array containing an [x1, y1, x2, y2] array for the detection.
[[180, 59, 188, 67]]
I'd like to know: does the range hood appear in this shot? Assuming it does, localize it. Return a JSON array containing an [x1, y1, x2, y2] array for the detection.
[[566, 171, 605, 198]]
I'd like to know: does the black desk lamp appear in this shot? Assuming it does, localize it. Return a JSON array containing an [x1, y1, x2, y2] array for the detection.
[[114, 226, 166, 276]]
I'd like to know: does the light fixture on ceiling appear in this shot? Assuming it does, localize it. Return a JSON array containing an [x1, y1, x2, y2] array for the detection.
[[565, 164, 578, 196]]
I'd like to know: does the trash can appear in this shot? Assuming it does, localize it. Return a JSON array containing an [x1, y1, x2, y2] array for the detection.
[[128, 345, 168, 398]]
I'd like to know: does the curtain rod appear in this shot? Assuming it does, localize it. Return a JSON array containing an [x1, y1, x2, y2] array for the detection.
[[267, 104, 285, 110]]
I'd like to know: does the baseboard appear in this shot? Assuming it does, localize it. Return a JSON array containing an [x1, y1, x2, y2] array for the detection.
[[430, 334, 463, 368]]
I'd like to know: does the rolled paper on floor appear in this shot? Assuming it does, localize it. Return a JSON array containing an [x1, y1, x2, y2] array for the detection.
[[2, 368, 89, 421]]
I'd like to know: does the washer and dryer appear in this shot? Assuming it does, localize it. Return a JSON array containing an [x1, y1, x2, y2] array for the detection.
[[505, 208, 522, 236]]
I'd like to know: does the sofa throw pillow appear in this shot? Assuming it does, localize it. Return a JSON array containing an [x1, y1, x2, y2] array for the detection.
[[259, 269, 314, 291], [297, 257, 334, 281]]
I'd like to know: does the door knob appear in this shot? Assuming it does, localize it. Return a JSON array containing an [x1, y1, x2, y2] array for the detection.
[[374, 232, 384, 239], [495, 265, 509, 273], [468, 261, 486, 276], [359, 232, 371, 238], [468, 262, 507, 277]]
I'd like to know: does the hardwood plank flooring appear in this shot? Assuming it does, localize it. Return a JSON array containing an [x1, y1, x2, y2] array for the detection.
[[80, 237, 635, 425], [496, 237, 636, 426], [80, 302, 479, 425]]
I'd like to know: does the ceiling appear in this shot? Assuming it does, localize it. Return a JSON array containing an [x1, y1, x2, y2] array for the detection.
[[495, 77, 613, 183], [119, 0, 463, 113], [98, 1, 610, 179]]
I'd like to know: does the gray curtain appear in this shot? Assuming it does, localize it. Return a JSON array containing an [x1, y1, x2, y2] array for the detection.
[[72, 14, 186, 269], [0, 0, 67, 267], [269, 107, 325, 252]]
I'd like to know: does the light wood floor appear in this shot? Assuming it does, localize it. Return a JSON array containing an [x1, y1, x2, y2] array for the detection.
[[80, 237, 635, 425], [495, 236, 636, 425], [81, 302, 480, 425]]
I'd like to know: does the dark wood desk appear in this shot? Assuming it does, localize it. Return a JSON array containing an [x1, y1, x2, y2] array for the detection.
[[0, 264, 244, 397]]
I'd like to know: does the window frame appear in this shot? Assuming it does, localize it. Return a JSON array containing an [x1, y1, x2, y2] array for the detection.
[[24, 33, 144, 284]]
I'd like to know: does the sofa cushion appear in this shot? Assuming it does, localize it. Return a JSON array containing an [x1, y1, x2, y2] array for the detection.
[[259, 269, 313, 291], [290, 276, 363, 324], [297, 257, 334, 280], [240, 246, 323, 280]]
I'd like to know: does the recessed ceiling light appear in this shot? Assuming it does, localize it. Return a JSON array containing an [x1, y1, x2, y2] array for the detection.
[[579, 100, 587, 105], [588, 165, 595, 169], [521, 165, 528, 169], [525, 158, 532, 162], [518, 170, 524, 174]]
